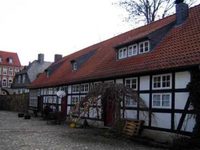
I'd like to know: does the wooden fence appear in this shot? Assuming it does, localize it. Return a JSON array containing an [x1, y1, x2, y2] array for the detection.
[[0, 94, 29, 112]]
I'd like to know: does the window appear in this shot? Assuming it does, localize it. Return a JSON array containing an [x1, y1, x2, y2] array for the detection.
[[15, 68, 19, 73], [8, 67, 13, 76], [125, 78, 137, 90], [0, 57, 2, 63], [3, 67, 7, 75], [152, 93, 171, 108], [139, 41, 150, 54], [2, 78, 7, 87], [0, 67, 1, 75], [72, 62, 77, 71], [8, 58, 13, 64], [81, 84, 89, 93], [22, 74, 26, 83], [17, 75, 21, 84], [72, 85, 80, 93], [71, 96, 79, 105], [152, 74, 171, 89], [118, 47, 127, 59], [8, 79, 12, 87], [128, 44, 137, 57], [125, 96, 137, 106]]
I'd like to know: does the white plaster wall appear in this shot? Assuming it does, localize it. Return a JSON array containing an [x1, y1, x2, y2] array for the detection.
[[124, 110, 137, 119], [139, 94, 149, 108], [175, 71, 191, 89], [175, 92, 189, 109], [116, 79, 123, 84], [68, 85, 71, 94], [67, 96, 71, 105], [151, 113, 171, 129], [67, 106, 71, 115], [174, 113, 196, 132], [140, 76, 150, 91], [89, 107, 99, 118], [139, 111, 149, 126]]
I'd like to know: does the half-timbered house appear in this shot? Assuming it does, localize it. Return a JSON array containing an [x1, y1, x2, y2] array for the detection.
[[29, 2, 200, 141]]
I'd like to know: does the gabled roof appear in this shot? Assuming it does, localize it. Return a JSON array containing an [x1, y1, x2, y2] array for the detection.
[[0, 51, 21, 67], [30, 4, 200, 89]]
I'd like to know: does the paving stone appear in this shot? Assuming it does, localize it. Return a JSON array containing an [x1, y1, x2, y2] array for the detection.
[[0, 111, 164, 150]]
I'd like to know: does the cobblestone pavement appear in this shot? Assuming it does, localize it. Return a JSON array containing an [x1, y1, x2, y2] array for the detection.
[[0, 111, 165, 150]]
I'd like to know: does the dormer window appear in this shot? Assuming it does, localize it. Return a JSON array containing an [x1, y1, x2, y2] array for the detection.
[[72, 61, 77, 71], [118, 47, 127, 59], [0, 57, 2, 63], [139, 41, 150, 54], [7, 58, 13, 64], [117, 40, 150, 59], [128, 44, 138, 57]]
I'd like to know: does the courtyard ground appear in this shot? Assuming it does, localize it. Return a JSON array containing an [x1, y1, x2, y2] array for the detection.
[[0, 111, 165, 150]]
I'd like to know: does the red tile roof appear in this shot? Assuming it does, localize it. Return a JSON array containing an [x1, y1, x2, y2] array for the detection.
[[30, 4, 200, 88], [0, 51, 21, 67]]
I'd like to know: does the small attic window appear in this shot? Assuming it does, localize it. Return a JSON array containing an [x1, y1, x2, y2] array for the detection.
[[7, 58, 13, 64], [71, 60, 77, 71], [0, 57, 2, 63]]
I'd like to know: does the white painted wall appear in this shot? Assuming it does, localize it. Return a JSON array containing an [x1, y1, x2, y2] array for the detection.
[[174, 113, 196, 132], [140, 76, 150, 91], [175, 71, 191, 89], [175, 92, 189, 109], [139, 111, 149, 126], [124, 110, 137, 119], [116, 79, 123, 84], [139, 94, 149, 108], [67, 96, 71, 105], [151, 113, 171, 129], [68, 85, 71, 94]]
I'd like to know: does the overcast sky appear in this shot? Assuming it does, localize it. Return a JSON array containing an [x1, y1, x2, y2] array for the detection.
[[0, 0, 134, 65]]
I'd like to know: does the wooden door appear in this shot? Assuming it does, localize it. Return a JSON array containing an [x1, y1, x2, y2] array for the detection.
[[61, 96, 67, 115], [104, 100, 115, 126]]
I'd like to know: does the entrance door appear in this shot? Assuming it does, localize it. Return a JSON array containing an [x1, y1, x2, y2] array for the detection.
[[104, 100, 115, 126], [61, 96, 67, 115]]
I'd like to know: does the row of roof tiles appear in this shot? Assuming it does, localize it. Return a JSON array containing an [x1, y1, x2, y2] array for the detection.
[[30, 4, 200, 88]]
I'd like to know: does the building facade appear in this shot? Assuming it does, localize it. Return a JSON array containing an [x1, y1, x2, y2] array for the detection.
[[0, 51, 22, 95], [29, 2, 200, 140], [12, 54, 52, 94]]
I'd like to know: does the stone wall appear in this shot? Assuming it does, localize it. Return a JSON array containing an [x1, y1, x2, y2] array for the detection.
[[0, 94, 29, 112]]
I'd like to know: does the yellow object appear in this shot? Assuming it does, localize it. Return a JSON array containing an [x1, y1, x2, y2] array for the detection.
[[69, 122, 76, 128]]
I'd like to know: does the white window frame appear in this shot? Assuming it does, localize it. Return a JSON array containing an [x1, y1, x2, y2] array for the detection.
[[125, 96, 137, 107], [152, 93, 171, 108], [8, 58, 13, 64], [72, 62, 77, 71], [71, 95, 79, 105], [8, 67, 13, 76], [139, 40, 150, 54], [152, 74, 172, 89], [8, 78, 12, 87], [0, 57, 2, 63], [3, 67, 7, 75], [118, 47, 127, 59], [2, 78, 7, 87], [72, 84, 80, 93], [128, 44, 138, 57], [81, 83, 89, 93], [125, 77, 138, 90]]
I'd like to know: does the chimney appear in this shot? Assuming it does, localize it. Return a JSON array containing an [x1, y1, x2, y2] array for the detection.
[[54, 54, 62, 62], [38, 53, 44, 63], [175, 0, 189, 25]]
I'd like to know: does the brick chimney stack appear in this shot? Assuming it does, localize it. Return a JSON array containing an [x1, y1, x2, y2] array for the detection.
[[54, 54, 62, 62]]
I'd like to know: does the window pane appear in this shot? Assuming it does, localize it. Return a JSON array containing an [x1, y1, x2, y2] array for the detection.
[[153, 95, 161, 107], [162, 94, 170, 107]]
